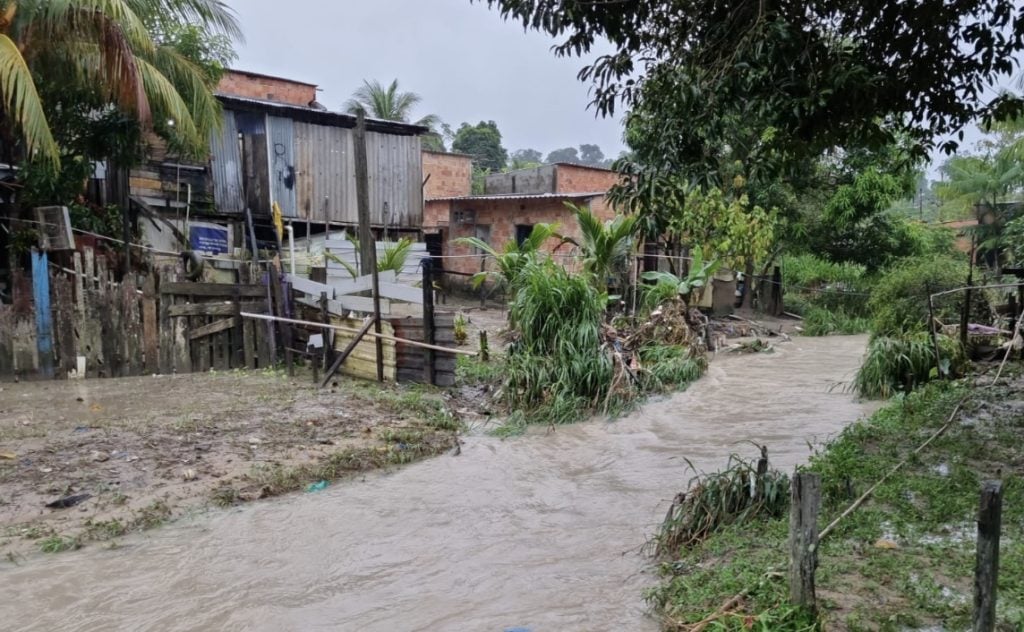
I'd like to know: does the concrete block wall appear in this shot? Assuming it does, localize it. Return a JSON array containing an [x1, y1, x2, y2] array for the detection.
[[216, 70, 317, 106]]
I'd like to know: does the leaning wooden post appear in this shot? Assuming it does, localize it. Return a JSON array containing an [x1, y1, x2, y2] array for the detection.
[[422, 258, 436, 385], [789, 471, 821, 611], [354, 111, 384, 382], [973, 480, 1003, 632]]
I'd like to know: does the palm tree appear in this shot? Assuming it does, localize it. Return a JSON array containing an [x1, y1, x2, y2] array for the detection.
[[562, 203, 639, 293], [454, 222, 562, 294], [0, 0, 241, 168], [344, 78, 440, 131]]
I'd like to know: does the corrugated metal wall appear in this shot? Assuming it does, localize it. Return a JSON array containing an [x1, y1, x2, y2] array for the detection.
[[209, 108, 423, 227], [209, 110, 244, 213], [268, 117, 298, 217]]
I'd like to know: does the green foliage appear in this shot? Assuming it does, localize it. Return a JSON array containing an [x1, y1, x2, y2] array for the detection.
[[801, 307, 871, 336], [869, 256, 970, 336], [68, 202, 124, 239], [377, 238, 413, 274], [455, 222, 561, 294], [653, 454, 791, 555], [503, 260, 612, 425], [453, 313, 468, 345], [483, 1, 1024, 166], [563, 203, 638, 292], [637, 344, 707, 392], [343, 79, 440, 132], [545, 146, 578, 163], [641, 245, 720, 305], [510, 148, 542, 165], [853, 333, 966, 399], [452, 120, 507, 171]]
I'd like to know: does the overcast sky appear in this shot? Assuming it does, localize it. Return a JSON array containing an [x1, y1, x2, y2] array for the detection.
[[230, 0, 625, 160]]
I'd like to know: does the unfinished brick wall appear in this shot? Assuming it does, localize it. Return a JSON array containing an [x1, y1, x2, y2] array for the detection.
[[424, 200, 451, 231], [553, 165, 620, 222], [216, 70, 317, 106], [442, 198, 593, 276], [423, 151, 473, 199]]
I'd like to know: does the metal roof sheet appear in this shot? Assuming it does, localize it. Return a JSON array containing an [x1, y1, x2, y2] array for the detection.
[[215, 95, 429, 136], [425, 191, 606, 202]]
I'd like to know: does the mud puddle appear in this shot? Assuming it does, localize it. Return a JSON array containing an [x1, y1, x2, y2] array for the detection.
[[1, 335, 873, 631]]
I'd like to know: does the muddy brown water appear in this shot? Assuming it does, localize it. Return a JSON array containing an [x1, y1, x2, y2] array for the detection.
[[2, 335, 874, 632]]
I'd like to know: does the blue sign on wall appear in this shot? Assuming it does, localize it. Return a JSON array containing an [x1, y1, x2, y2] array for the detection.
[[189, 225, 229, 254]]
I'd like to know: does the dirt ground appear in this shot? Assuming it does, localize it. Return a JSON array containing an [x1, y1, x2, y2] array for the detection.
[[0, 371, 461, 557]]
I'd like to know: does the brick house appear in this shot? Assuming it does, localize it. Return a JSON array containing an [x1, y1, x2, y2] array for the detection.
[[421, 156, 621, 278]]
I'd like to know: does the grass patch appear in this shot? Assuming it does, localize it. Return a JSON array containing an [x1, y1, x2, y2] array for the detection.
[[800, 307, 871, 336], [650, 380, 1024, 630], [39, 535, 79, 554]]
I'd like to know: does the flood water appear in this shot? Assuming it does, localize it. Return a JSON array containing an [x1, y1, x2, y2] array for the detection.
[[2, 335, 873, 632]]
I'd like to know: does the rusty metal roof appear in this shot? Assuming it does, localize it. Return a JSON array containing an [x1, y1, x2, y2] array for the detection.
[[216, 95, 429, 136], [425, 191, 606, 202]]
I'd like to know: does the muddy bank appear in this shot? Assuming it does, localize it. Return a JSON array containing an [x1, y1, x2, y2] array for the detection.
[[1, 335, 872, 631], [0, 372, 458, 556]]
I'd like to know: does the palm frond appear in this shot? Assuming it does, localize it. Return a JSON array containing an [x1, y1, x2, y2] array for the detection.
[[128, 0, 243, 39], [0, 34, 58, 167], [134, 55, 202, 152], [148, 43, 222, 136]]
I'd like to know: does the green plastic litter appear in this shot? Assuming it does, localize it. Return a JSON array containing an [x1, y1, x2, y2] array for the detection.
[[306, 480, 329, 492]]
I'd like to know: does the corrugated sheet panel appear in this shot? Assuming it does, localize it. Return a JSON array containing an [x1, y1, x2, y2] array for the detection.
[[256, 120, 423, 228], [366, 131, 422, 229], [209, 110, 244, 213], [268, 116, 298, 217], [295, 122, 355, 222]]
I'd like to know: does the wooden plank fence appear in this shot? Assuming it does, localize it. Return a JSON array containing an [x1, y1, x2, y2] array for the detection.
[[1, 247, 458, 386]]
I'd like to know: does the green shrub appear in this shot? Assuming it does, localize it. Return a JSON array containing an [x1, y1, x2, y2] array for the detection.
[[782, 254, 872, 319], [868, 255, 969, 336], [801, 306, 871, 336], [504, 260, 613, 424], [853, 333, 966, 398], [638, 344, 707, 390]]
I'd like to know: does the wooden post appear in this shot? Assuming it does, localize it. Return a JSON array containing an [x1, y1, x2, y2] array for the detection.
[[354, 112, 374, 276], [422, 258, 436, 385], [973, 480, 1003, 632], [319, 291, 333, 372], [926, 283, 944, 377], [772, 266, 783, 316], [319, 317, 375, 388], [354, 112, 384, 381], [962, 238, 976, 350], [788, 471, 821, 611], [247, 205, 277, 364], [31, 249, 54, 378], [269, 262, 293, 376], [479, 330, 490, 362]]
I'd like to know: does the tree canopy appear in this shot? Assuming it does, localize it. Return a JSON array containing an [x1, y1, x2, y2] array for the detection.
[[0, 0, 241, 170], [545, 146, 578, 164], [452, 120, 508, 171], [482, 0, 1024, 173]]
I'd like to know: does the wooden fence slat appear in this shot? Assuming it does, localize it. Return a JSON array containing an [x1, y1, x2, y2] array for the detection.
[[31, 251, 54, 378], [143, 274, 158, 374], [160, 282, 265, 298], [169, 302, 267, 317], [188, 317, 240, 340]]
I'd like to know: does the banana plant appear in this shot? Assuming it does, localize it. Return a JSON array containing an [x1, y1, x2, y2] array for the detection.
[[454, 222, 562, 294], [641, 245, 721, 305]]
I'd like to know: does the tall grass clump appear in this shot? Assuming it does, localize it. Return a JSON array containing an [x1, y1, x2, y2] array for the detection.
[[504, 260, 614, 424], [638, 344, 707, 391], [854, 332, 966, 398], [652, 452, 790, 556]]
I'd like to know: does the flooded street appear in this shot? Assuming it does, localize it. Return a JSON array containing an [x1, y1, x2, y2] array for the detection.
[[2, 336, 874, 632]]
